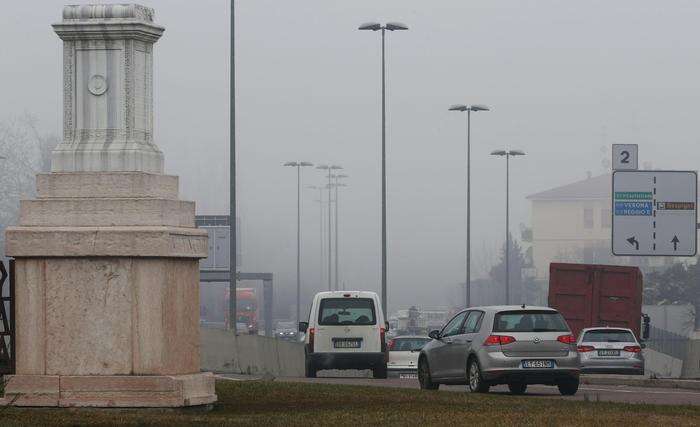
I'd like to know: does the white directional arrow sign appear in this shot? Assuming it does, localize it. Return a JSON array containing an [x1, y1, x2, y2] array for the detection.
[[612, 170, 697, 256]]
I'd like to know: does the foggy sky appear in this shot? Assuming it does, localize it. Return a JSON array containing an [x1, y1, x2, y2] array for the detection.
[[3, 0, 700, 314]]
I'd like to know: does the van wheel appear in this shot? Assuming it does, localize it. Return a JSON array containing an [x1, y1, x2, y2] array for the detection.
[[418, 358, 439, 390], [557, 378, 579, 396], [304, 356, 317, 378], [508, 382, 527, 395], [373, 363, 388, 379], [467, 359, 490, 393]]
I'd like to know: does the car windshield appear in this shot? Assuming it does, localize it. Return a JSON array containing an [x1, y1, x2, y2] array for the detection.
[[318, 298, 376, 325], [493, 310, 569, 332], [391, 338, 430, 352], [583, 329, 636, 343]]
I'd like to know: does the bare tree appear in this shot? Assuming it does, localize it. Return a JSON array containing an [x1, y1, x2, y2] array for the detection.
[[0, 113, 58, 258]]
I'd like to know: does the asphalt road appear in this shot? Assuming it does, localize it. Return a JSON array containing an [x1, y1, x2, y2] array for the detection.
[[276, 373, 700, 406]]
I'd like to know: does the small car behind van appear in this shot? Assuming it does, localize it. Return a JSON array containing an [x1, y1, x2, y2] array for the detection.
[[299, 291, 388, 378]]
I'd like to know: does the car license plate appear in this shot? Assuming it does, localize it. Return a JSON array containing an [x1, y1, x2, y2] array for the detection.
[[522, 360, 554, 368], [333, 338, 361, 349], [598, 349, 620, 356], [399, 373, 418, 379]]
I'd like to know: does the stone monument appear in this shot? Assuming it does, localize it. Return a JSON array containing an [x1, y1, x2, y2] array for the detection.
[[2, 4, 217, 407]]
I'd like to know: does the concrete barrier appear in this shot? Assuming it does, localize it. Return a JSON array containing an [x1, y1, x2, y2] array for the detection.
[[644, 349, 683, 378], [200, 326, 304, 377]]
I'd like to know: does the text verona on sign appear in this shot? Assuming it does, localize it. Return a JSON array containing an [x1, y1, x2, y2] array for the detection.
[[614, 201, 652, 216]]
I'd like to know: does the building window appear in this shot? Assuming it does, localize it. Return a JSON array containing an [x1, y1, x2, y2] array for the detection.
[[601, 209, 611, 228], [584, 208, 594, 229]]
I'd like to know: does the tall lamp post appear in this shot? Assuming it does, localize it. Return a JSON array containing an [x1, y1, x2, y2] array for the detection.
[[449, 104, 490, 309], [307, 185, 326, 290], [229, 0, 237, 332], [358, 21, 408, 318], [490, 149, 526, 304], [284, 161, 314, 328], [332, 174, 348, 291], [316, 164, 342, 290]]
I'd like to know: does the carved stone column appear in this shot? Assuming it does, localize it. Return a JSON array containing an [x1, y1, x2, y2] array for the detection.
[[2, 4, 216, 407], [51, 4, 164, 174]]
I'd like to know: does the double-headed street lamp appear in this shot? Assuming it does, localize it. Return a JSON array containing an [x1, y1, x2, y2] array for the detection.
[[490, 149, 526, 305], [449, 104, 490, 309], [358, 21, 408, 318], [316, 164, 342, 291], [283, 161, 314, 328]]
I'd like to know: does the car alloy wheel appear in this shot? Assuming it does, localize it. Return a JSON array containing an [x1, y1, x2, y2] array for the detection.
[[468, 360, 489, 393]]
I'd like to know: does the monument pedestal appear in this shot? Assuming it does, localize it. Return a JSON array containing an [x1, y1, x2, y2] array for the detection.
[[4, 173, 216, 407], [2, 5, 216, 407]]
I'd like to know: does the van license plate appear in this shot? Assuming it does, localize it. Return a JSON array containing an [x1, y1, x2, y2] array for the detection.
[[522, 360, 554, 368], [598, 349, 620, 356], [399, 373, 418, 379], [333, 339, 361, 349]]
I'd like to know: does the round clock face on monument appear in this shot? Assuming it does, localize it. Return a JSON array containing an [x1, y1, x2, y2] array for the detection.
[[88, 74, 108, 96]]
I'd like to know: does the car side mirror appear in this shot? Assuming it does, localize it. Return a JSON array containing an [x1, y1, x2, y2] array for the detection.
[[640, 342, 646, 349], [385, 321, 390, 331], [298, 322, 308, 333], [428, 329, 441, 340]]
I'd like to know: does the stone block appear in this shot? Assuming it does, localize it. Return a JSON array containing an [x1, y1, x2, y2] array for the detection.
[[44, 258, 133, 376], [36, 172, 179, 199], [11, 257, 201, 377], [2, 374, 216, 408], [3, 375, 59, 406], [13, 260, 46, 375], [19, 198, 195, 227], [132, 259, 201, 375], [5, 226, 207, 258]]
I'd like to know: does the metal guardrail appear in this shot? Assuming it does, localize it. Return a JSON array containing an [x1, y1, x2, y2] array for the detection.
[[645, 325, 689, 361]]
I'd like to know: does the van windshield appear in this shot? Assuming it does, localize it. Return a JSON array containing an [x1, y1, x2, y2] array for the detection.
[[493, 310, 569, 333], [318, 298, 376, 326]]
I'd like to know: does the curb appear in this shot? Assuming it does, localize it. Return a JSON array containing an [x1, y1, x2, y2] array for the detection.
[[581, 375, 700, 391]]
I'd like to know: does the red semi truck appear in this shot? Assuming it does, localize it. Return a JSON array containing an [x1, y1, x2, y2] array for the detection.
[[548, 263, 649, 340], [223, 288, 258, 335]]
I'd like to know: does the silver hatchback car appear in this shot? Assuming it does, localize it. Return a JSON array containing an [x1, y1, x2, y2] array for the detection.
[[577, 327, 645, 375], [418, 306, 580, 395]]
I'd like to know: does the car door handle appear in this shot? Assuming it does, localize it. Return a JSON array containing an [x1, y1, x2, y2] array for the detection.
[[465, 339, 472, 343], [444, 338, 453, 344]]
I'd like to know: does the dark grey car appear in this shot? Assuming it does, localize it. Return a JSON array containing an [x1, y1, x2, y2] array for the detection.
[[418, 306, 581, 395]]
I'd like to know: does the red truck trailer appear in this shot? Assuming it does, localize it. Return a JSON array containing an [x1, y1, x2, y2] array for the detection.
[[548, 263, 645, 339]]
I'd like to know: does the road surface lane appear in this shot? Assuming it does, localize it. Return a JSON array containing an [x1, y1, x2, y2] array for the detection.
[[276, 375, 700, 406]]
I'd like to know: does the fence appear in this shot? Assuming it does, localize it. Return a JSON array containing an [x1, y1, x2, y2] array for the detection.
[[0, 259, 14, 375], [645, 325, 688, 361]]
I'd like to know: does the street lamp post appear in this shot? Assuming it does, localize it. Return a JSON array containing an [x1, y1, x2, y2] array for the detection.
[[307, 185, 325, 290], [449, 104, 490, 309], [229, 0, 237, 332], [332, 174, 348, 291], [284, 161, 314, 329], [316, 165, 342, 291], [358, 21, 408, 318], [490, 149, 526, 305]]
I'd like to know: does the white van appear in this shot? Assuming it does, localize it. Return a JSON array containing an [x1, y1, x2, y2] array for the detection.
[[299, 291, 388, 378]]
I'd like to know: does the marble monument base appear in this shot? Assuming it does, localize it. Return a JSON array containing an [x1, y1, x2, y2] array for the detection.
[[1, 373, 216, 407], [4, 172, 215, 408]]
